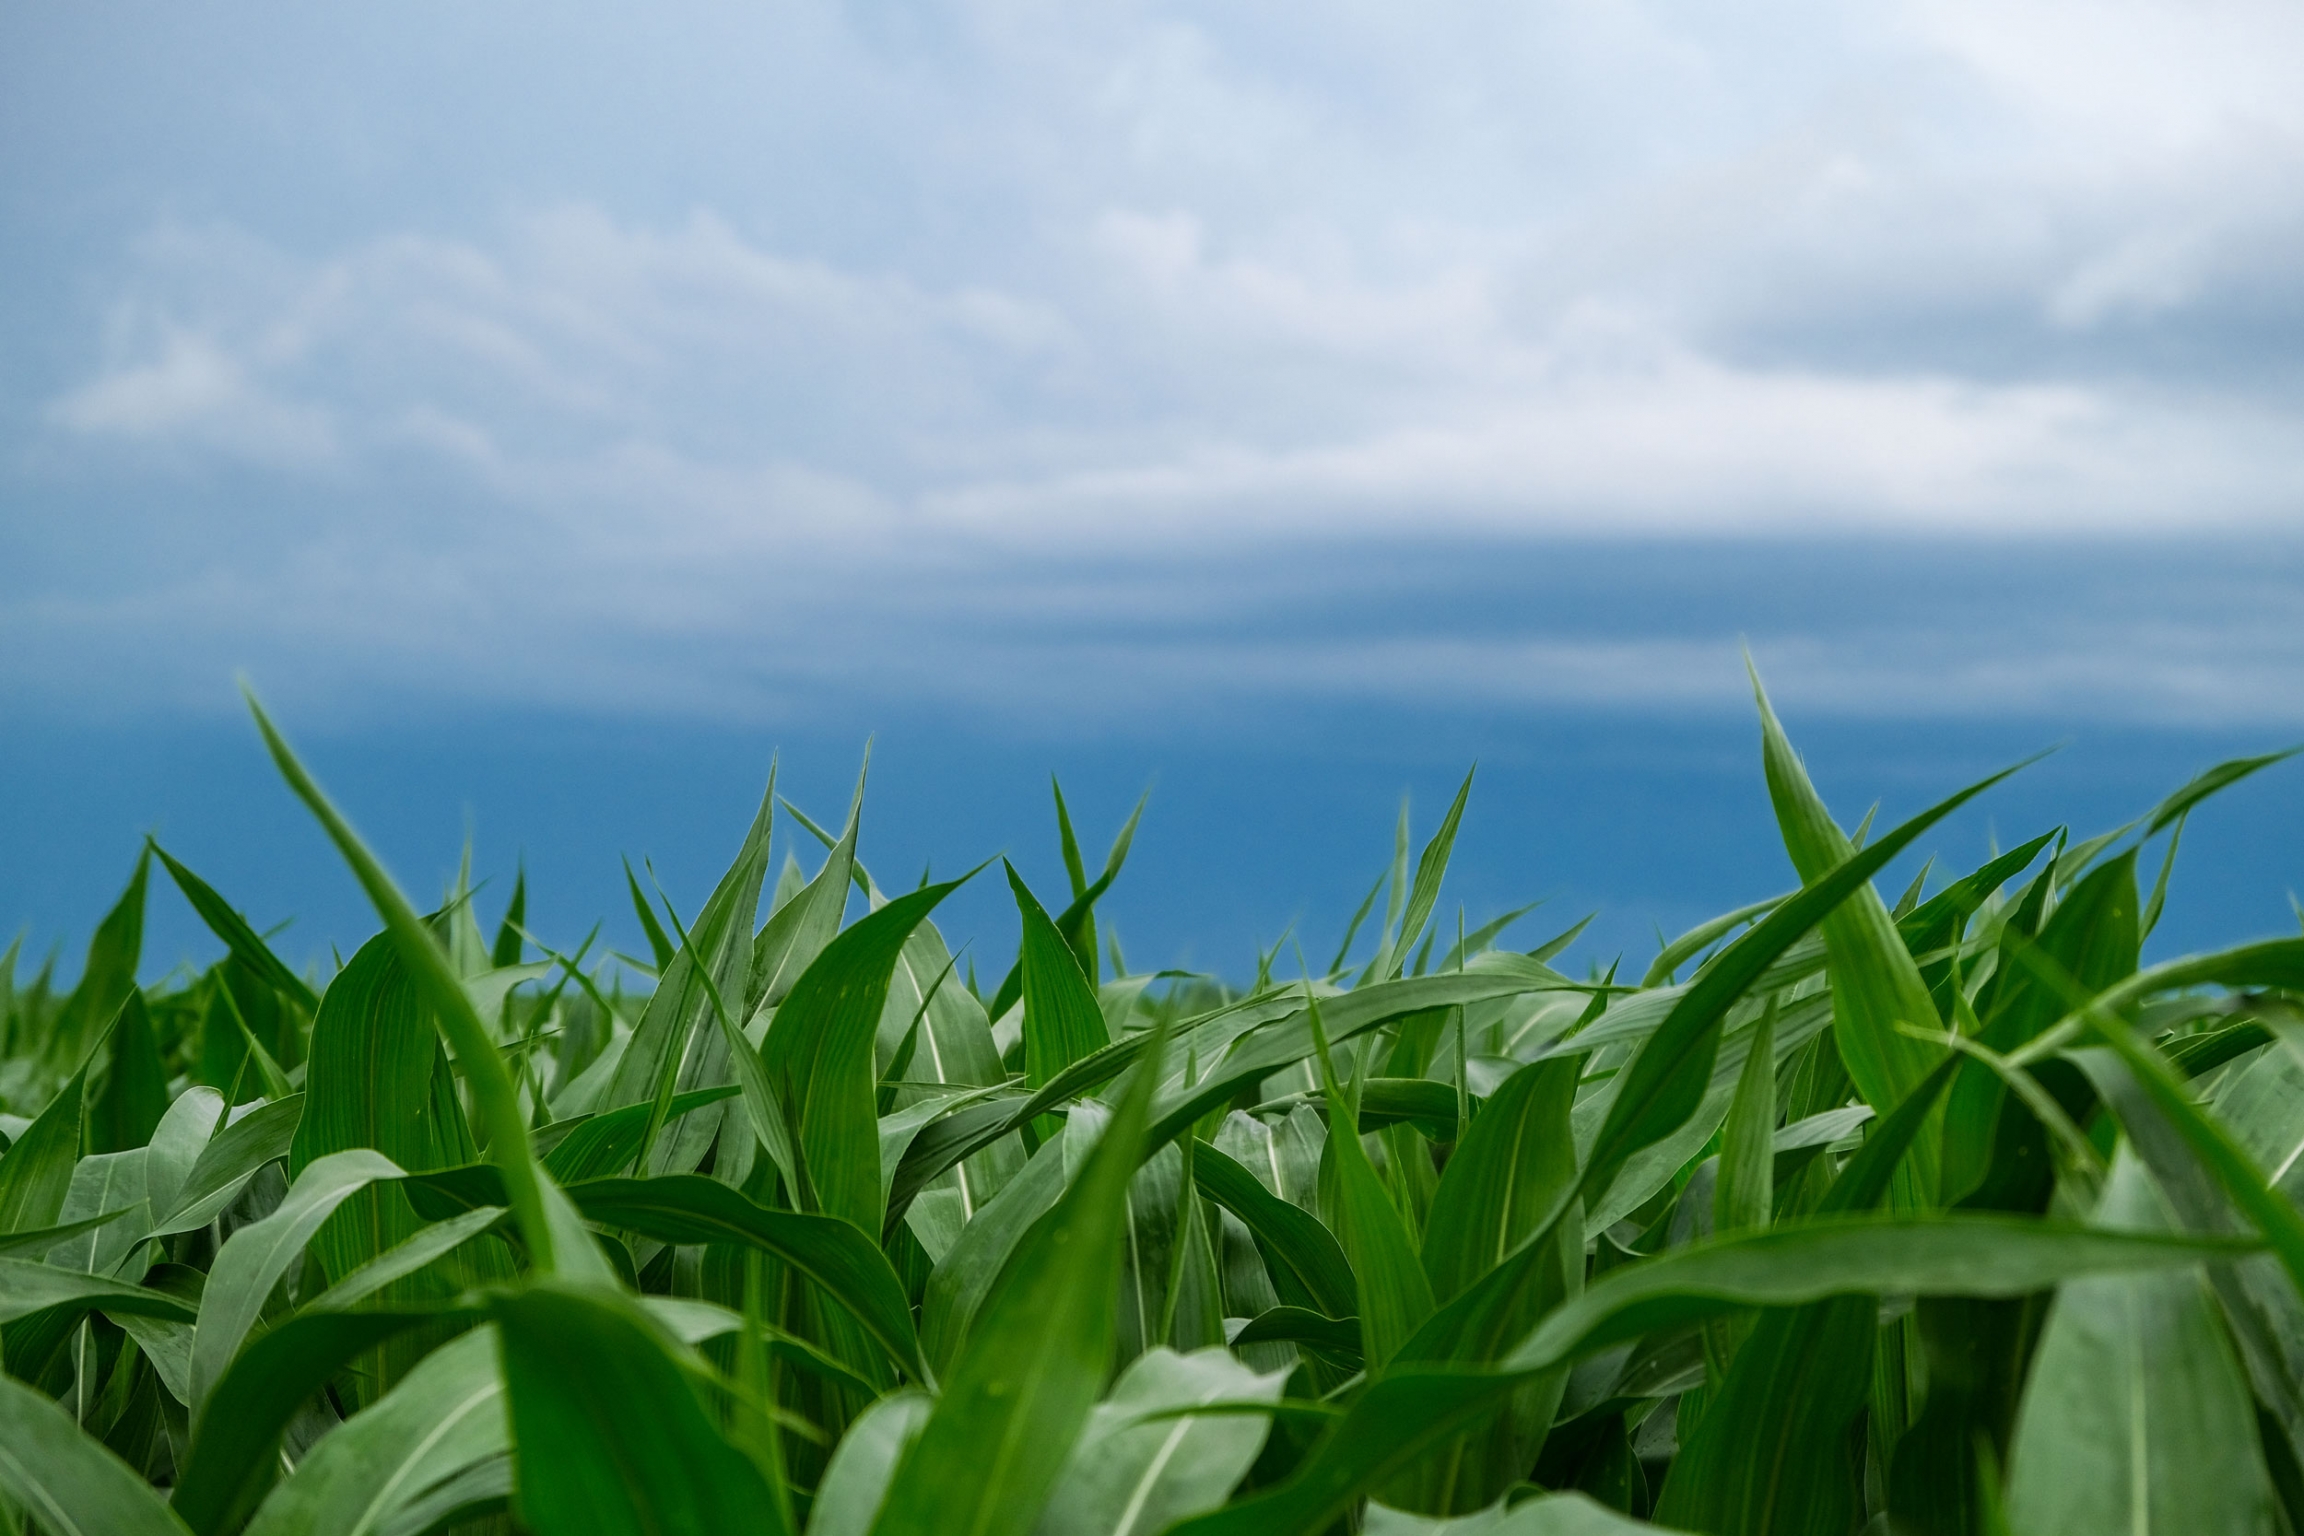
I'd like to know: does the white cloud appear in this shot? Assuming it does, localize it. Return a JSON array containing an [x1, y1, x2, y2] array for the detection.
[[11, 0, 2304, 725]]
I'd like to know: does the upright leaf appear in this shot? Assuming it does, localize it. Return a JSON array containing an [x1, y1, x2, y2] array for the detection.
[[866, 1022, 1171, 1536], [493, 1283, 787, 1536]]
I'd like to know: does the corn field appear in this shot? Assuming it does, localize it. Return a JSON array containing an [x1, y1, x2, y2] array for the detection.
[[2, 684, 2301, 1536]]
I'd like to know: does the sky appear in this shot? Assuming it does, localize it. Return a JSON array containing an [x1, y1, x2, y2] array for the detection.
[[4, 1, 2301, 982]]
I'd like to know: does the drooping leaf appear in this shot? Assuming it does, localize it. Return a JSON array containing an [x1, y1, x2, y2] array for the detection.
[[564, 1173, 925, 1380], [150, 842, 318, 1013]]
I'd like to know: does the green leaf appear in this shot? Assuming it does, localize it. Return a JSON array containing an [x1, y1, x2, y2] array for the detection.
[[0, 1054, 88, 1234], [2143, 745, 2301, 836], [2004, 1148, 2275, 1535], [149, 842, 318, 1013], [1364, 1492, 1663, 1534], [1712, 999, 1775, 1238], [1031, 1346, 1287, 1536], [1191, 1142, 1357, 1320], [755, 755, 862, 1012], [247, 691, 557, 1273], [1306, 999, 1433, 1369], [491, 1281, 786, 1536], [624, 857, 676, 972], [0, 1255, 198, 1326], [564, 1173, 926, 1380], [1753, 669, 1948, 1201], [174, 1306, 464, 1536], [305, 1204, 508, 1312], [242, 1325, 507, 1536], [149, 1094, 303, 1237], [52, 849, 149, 1070], [1943, 851, 2140, 1207], [1010, 863, 1112, 1131], [190, 1147, 408, 1410], [88, 991, 169, 1155], [1230, 1306, 1361, 1360], [0, 1370, 192, 1536], [812, 1390, 934, 1536], [1171, 1216, 2256, 1536], [866, 1020, 1172, 1536], [1381, 768, 1476, 981], [539, 1084, 742, 1184], [0, 1202, 140, 1260], [762, 877, 968, 1232], [606, 772, 774, 1177], [291, 932, 509, 1381], [493, 866, 527, 968]]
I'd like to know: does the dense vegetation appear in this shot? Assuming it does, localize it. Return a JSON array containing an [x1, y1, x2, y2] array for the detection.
[[1, 687, 2301, 1536]]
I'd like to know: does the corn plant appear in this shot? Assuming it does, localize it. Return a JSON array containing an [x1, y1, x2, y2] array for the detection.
[[0, 682, 2300, 1536]]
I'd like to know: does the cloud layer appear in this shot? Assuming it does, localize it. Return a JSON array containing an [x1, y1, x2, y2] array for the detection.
[[5, 0, 2302, 724]]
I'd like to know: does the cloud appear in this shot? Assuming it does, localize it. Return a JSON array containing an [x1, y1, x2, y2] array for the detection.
[[9, 0, 2304, 726]]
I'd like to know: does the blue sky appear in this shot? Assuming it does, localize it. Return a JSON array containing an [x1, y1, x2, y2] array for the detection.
[[4, 2, 2301, 979]]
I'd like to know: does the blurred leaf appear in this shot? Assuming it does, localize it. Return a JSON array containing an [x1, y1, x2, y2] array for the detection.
[[0, 1055, 87, 1234], [0, 1369, 192, 1536], [2005, 1149, 2275, 1535], [811, 1390, 933, 1536]]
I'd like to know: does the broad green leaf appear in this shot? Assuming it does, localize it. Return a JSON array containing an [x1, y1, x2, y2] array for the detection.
[[149, 1094, 303, 1237], [1943, 851, 2140, 1207], [191, 1147, 407, 1409], [0, 1255, 197, 1325], [49, 1147, 148, 1276], [921, 1121, 1072, 1380], [1191, 1141, 1357, 1319], [149, 842, 318, 1013], [1011, 863, 1112, 1131], [866, 1022, 1171, 1536], [1031, 1346, 1286, 1536], [174, 1306, 466, 1536], [305, 1205, 508, 1312], [605, 772, 773, 1176], [248, 694, 556, 1272], [0, 1202, 139, 1260], [1412, 1054, 1583, 1511], [1753, 672, 1947, 1200], [762, 877, 966, 1232], [1306, 1001, 1432, 1369], [51, 850, 149, 1070], [812, 1390, 933, 1536], [291, 932, 508, 1384], [1653, 1053, 1960, 1534], [753, 757, 861, 1012], [492, 1281, 786, 1536], [0, 1056, 88, 1234], [1171, 1217, 2257, 1536], [564, 1173, 925, 1380], [1365, 1492, 1666, 1534], [88, 991, 169, 1155], [242, 1325, 507, 1536], [2004, 1148, 2275, 1536], [0, 1370, 192, 1536], [539, 1084, 743, 1184], [142, 1085, 224, 1228]]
